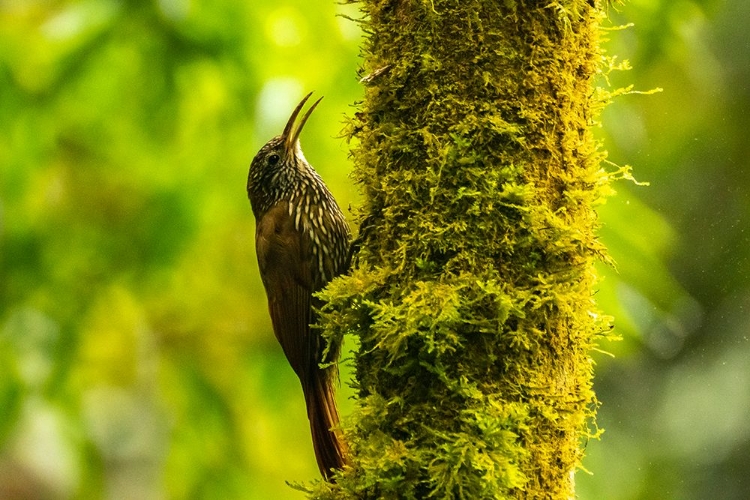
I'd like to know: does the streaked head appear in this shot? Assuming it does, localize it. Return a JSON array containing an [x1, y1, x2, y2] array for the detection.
[[247, 92, 323, 205]]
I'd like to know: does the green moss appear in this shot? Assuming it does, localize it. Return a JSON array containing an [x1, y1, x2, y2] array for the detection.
[[311, 0, 617, 498]]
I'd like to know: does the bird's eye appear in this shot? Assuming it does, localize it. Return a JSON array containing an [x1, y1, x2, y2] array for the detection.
[[268, 154, 280, 165]]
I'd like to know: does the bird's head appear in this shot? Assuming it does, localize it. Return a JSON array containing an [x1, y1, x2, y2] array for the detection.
[[247, 92, 322, 208]]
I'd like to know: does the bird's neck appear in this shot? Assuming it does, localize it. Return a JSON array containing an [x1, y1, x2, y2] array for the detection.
[[249, 162, 319, 218]]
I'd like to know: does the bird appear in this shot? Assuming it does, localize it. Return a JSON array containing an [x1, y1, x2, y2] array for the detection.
[[246, 92, 350, 479]]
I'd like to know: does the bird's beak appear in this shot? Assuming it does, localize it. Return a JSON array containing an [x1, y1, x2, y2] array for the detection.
[[282, 92, 323, 156]]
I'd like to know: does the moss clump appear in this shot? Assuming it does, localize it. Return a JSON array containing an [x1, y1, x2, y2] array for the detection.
[[312, 1, 615, 498]]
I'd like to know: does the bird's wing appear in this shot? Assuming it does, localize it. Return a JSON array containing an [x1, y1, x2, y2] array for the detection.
[[255, 200, 348, 477], [255, 201, 316, 381]]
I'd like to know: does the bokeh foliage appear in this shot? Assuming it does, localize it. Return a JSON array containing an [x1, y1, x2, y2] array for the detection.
[[0, 0, 360, 498], [578, 1, 750, 498], [0, 0, 748, 499]]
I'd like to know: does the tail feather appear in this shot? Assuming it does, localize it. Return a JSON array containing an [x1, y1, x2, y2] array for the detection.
[[303, 368, 348, 479]]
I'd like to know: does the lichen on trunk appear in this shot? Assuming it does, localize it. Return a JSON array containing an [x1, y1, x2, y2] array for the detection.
[[312, 1, 614, 498]]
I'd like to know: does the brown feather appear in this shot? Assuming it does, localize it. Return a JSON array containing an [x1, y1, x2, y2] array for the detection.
[[256, 201, 347, 478]]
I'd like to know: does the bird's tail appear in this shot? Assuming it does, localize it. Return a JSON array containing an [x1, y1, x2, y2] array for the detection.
[[303, 367, 348, 480]]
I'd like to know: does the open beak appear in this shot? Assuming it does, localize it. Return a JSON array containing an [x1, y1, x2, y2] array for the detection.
[[281, 92, 323, 156]]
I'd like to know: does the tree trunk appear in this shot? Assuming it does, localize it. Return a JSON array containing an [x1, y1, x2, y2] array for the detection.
[[314, 1, 613, 498]]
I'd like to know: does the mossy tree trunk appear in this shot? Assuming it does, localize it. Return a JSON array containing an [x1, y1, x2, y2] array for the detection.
[[315, 1, 613, 498]]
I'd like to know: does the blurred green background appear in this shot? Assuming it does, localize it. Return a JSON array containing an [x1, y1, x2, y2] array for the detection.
[[0, 0, 747, 499]]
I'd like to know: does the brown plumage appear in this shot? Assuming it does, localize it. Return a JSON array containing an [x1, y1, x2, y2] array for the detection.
[[246, 92, 350, 479]]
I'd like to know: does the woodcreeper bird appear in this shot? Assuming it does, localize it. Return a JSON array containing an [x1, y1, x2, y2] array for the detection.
[[246, 92, 350, 479]]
